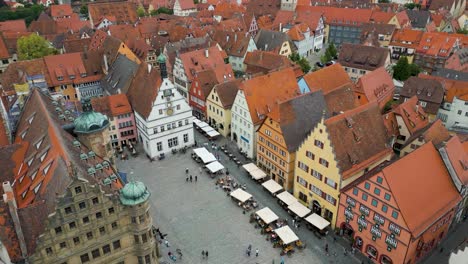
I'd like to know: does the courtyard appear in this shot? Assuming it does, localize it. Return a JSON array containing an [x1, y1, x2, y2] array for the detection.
[[117, 131, 365, 264]]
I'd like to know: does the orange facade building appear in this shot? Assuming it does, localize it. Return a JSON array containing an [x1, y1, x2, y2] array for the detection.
[[337, 142, 461, 264]]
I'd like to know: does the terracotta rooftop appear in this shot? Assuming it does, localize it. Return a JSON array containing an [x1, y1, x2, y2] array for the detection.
[[0, 19, 27, 33], [338, 43, 389, 71], [418, 73, 468, 103], [303, 6, 373, 25], [193, 69, 219, 101], [443, 136, 468, 186], [177, 0, 196, 10], [400, 76, 445, 114], [325, 102, 391, 179], [354, 67, 394, 108], [212, 79, 242, 109], [393, 96, 429, 136], [0, 59, 47, 95], [244, 50, 297, 76], [212, 30, 253, 57], [245, 0, 281, 18], [323, 82, 360, 115], [127, 63, 163, 119], [50, 4, 73, 18], [0, 111, 9, 146], [416, 32, 464, 58], [240, 67, 301, 125], [383, 142, 461, 236], [302, 63, 351, 93], [179, 46, 234, 84], [389, 28, 424, 49], [88, 1, 138, 26]]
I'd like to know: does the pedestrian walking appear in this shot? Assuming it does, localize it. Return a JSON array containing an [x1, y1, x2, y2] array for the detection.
[[195, 175, 198, 181], [202, 250, 205, 258], [440, 247, 444, 253], [185, 168, 189, 174], [164, 240, 170, 247], [255, 248, 259, 257], [246, 248, 251, 256], [280, 256, 285, 264], [206, 250, 209, 258], [325, 243, 329, 253], [186, 176, 188, 182], [333, 237, 337, 243], [190, 175, 193, 182], [292, 219, 295, 226]]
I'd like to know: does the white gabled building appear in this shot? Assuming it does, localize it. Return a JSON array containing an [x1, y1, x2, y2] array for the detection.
[[128, 55, 194, 159]]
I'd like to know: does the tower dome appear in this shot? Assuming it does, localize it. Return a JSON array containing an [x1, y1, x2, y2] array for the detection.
[[119, 181, 151, 206], [73, 98, 109, 134], [157, 53, 166, 64]]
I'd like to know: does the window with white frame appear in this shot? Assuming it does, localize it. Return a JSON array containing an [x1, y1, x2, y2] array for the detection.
[[168, 137, 178, 148]]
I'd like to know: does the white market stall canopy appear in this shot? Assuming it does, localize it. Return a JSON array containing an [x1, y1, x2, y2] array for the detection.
[[250, 169, 267, 180], [230, 188, 252, 203], [206, 130, 220, 138], [206, 161, 224, 173], [256, 207, 279, 224], [193, 119, 202, 125], [262, 179, 283, 194], [201, 126, 214, 133], [305, 213, 330, 230], [277, 191, 297, 206], [243, 163, 259, 173], [193, 147, 217, 163], [274, 226, 299, 245], [288, 202, 311, 218], [197, 121, 209, 128]]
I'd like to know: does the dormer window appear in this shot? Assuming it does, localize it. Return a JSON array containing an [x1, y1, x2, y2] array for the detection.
[[81, 73, 87, 78], [69, 74, 75, 80], [40, 151, 48, 162], [57, 76, 64, 81], [33, 182, 42, 194], [28, 114, 35, 124], [43, 162, 52, 175], [21, 130, 28, 139], [36, 138, 43, 149], [27, 158, 33, 166], [30, 170, 38, 180], [21, 191, 27, 198]]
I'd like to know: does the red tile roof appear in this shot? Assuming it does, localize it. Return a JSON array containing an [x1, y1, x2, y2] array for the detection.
[[383, 142, 461, 236], [244, 50, 297, 75], [416, 32, 464, 58], [88, 2, 138, 26], [179, 46, 234, 84], [370, 11, 394, 23], [392, 96, 429, 136], [302, 63, 351, 93], [0, 36, 10, 59], [127, 63, 162, 119], [444, 136, 468, 185], [325, 102, 391, 179], [389, 28, 424, 49], [0, 20, 27, 32], [50, 4, 73, 18], [241, 67, 300, 125], [301, 6, 373, 25], [0, 111, 9, 146], [354, 67, 394, 109]]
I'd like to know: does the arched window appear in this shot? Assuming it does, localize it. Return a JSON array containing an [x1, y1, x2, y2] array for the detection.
[[380, 255, 392, 264], [366, 244, 378, 259]]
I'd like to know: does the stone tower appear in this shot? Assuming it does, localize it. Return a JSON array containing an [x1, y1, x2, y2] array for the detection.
[[74, 98, 115, 164]]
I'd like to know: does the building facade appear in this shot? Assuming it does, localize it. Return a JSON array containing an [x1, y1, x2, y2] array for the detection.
[[206, 80, 240, 137]]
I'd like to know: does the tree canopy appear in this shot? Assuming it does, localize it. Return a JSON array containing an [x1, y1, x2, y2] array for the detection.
[[17, 34, 58, 60], [137, 6, 146, 17], [0, 4, 44, 26], [320, 43, 337, 63], [289, 52, 311, 74], [150, 7, 174, 16], [392, 56, 420, 81]]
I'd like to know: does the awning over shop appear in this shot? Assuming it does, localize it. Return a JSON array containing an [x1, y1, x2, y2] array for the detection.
[[201, 126, 214, 133], [262, 179, 283, 194], [206, 130, 220, 138], [230, 188, 252, 203], [193, 147, 217, 164], [305, 213, 330, 230], [243, 163, 259, 173], [250, 169, 267, 180], [197, 121, 209, 128], [288, 202, 311, 218], [206, 161, 224, 173], [274, 226, 299, 245], [256, 207, 279, 224], [193, 119, 202, 125], [276, 191, 297, 206]]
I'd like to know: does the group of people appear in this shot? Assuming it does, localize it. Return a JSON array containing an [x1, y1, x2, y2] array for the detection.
[[245, 245, 260, 257], [185, 168, 200, 182], [201, 250, 209, 259]]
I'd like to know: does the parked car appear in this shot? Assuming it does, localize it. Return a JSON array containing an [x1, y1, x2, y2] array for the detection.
[[325, 60, 336, 66], [315, 62, 324, 68]]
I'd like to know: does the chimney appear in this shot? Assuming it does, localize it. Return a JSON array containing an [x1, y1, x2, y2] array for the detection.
[[264, 44, 268, 50], [3, 181, 28, 258], [103, 54, 109, 73], [83, 45, 88, 59], [234, 33, 237, 42], [107, 30, 111, 36], [226, 35, 230, 42], [205, 49, 209, 58], [147, 63, 152, 73], [279, 23, 282, 32]]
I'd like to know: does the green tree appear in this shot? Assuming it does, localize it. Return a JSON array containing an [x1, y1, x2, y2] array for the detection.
[[17, 34, 57, 60], [392, 56, 420, 81], [289, 52, 311, 73], [0, 4, 44, 26], [137, 6, 145, 17], [80, 4, 88, 16], [327, 42, 337, 58], [457, 28, 468, 35], [150, 7, 174, 16]]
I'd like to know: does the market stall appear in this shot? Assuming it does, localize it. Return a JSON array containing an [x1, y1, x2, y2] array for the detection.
[[197, 121, 209, 128], [206, 129, 220, 138], [230, 188, 252, 203], [250, 169, 267, 181], [305, 213, 330, 236], [193, 147, 217, 164], [206, 161, 224, 173], [192, 118, 202, 126], [243, 163, 259, 173], [255, 207, 279, 225], [262, 179, 283, 195], [277, 191, 297, 207], [274, 226, 299, 245], [288, 202, 311, 218]]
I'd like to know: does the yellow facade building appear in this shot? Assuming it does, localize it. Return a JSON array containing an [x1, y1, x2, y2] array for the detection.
[[206, 80, 240, 137], [257, 92, 327, 192], [294, 103, 392, 228]]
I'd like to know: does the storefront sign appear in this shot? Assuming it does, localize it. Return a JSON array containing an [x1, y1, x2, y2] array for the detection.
[[241, 135, 249, 143], [346, 197, 356, 207], [373, 213, 385, 225], [385, 234, 398, 249], [359, 204, 370, 216], [345, 207, 354, 220], [370, 224, 382, 238], [389, 222, 401, 236]]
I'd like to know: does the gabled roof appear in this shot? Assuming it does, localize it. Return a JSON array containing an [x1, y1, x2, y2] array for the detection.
[[302, 63, 351, 93], [338, 43, 389, 71], [0, 59, 47, 94], [179, 46, 234, 84], [192, 69, 219, 101], [443, 136, 468, 185], [92, 94, 132, 117], [176, 0, 196, 10], [101, 53, 139, 95], [88, 2, 138, 25], [389, 28, 424, 49], [406, 9, 431, 29], [383, 142, 461, 236], [416, 32, 463, 58], [50, 4, 73, 18], [401, 76, 445, 105], [212, 30, 253, 57], [244, 50, 296, 75], [240, 67, 300, 125], [0, 20, 27, 32], [269, 91, 329, 152], [127, 63, 163, 119], [0, 36, 10, 59], [301, 6, 373, 25], [212, 79, 241, 109], [355, 67, 394, 106], [401, 119, 450, 150], [393, 96, 429, 135], [323, 82, 360, 115], [254, 29, 293, 53], [325, 102, 391, 178], [246, 0, 281, 18]]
